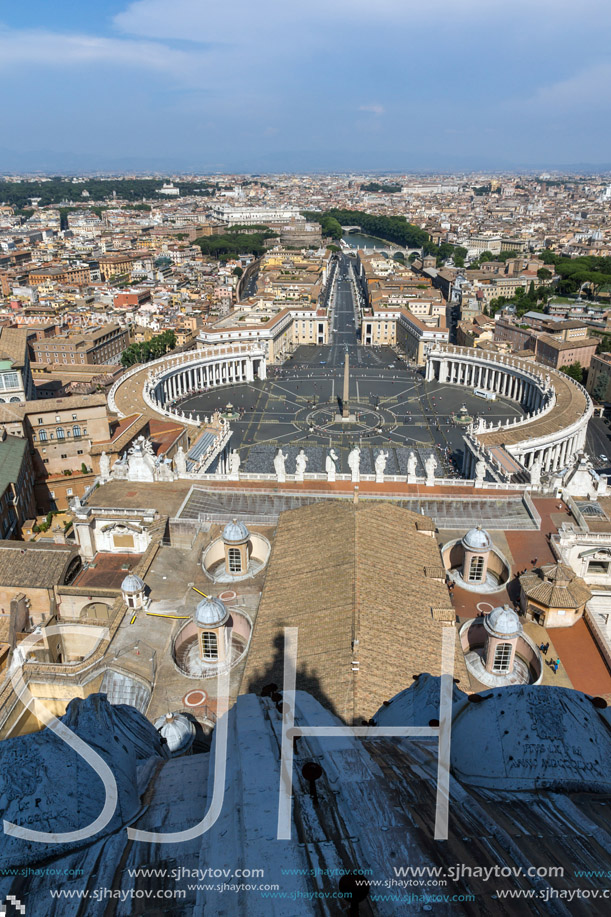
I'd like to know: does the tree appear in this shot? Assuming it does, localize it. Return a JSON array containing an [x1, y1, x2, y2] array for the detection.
[[232, 266, 243, 278], [537, 268, 552, 281], [120, 329, 176, 368], [560, 361, 584, 383]]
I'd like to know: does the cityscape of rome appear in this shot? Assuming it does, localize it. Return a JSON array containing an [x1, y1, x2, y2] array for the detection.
[[2, 2, 611, 915]]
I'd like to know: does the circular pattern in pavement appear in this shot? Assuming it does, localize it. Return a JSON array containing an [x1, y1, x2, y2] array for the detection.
[[295, 401, 396, 438], [183, 689, 208, 707]]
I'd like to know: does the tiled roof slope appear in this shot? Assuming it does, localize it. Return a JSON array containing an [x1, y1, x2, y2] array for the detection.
[[240, 501, 468, 722]]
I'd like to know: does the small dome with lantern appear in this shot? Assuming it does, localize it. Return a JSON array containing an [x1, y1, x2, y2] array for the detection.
[[484, 604, 522, 639], [194, 596, 230, 628], [154, 711, 195, 757], [222, 518, 250, 544], [121, 573, 145, 594], [462, 526, 492, 552]]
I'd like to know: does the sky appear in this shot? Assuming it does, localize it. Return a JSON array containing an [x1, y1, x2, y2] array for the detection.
[[1, 0, 611, 173]]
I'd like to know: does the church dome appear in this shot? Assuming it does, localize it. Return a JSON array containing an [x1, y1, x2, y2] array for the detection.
[[462, 526, 492, 551], [154, 711, 195, 757], [222, 518, 250, 544], [195, 596, 230, 627], [485, 604, 522, 638], [121, 573, 145, 595]]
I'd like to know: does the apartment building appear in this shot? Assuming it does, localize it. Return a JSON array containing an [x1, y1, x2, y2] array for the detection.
[[536, 334, 598, 370], [31, 323, 128, 366], [98, 254, 134, 281], [0, 395, 111, 511], [28, 264, 90, 286], [587, 352, 611, 403], [0, 328, 36, 403], [494, 315, 598, 368]]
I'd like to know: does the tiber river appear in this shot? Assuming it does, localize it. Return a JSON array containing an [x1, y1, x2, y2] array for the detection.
[[341, 231, 392, 250]]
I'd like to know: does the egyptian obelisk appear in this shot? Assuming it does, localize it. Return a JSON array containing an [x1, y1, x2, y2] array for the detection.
[[342, 350, 350, 418]]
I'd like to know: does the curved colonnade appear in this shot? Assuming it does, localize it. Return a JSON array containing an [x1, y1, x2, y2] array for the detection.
[[108, 344, 267, 424], [426, 344, 592, 477]]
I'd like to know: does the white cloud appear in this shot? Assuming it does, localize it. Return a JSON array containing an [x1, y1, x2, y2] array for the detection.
[[114, 0, 611, 41], [359, 104, 385, 115], [521, 61, 611, 111], [0, 26, 194, 74]]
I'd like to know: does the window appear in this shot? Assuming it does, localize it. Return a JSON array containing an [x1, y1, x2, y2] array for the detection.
[[0, 371, 19, 391], [201, 631, 218, 660], [72, 413, 77, 421], [66, 488, 73, 496], [73, 425, 81, 437], [57, 427, 65, 440], [587, 560, 609, 575], [228, 547, 242, 574], [38, 418, 43, 425], [77, 449, 83, 455], [61, 453, 67, 459], [39, 430, 47, 441], [469, 555, 485, 582], [493, 642, 512, 674]]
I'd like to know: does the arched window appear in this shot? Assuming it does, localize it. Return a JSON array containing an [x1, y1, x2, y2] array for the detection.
[[228, 547, 242, 574], [56, 427, 65, 440], [201, 631, 218, 660], [39, 429, 47, 441], [493, 642, 512, 674], [73, 425, 81, 437], [469, 555, 484, 582]]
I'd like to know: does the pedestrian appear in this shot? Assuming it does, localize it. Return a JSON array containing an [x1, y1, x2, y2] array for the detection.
[[555, 657, 560, 668]]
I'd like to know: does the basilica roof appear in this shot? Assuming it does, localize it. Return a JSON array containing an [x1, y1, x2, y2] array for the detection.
[[240, 501, 468, 721]]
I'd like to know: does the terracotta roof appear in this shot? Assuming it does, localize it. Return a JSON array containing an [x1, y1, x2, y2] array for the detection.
[[240, 501, 468, 722], [520, 562, 592, 609], [0, 328, 31, 369], [0, 394, 107, 425], [0, 541, 80, 588]]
